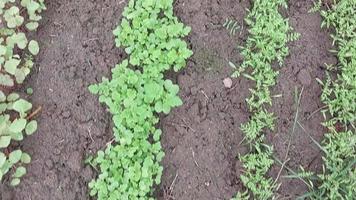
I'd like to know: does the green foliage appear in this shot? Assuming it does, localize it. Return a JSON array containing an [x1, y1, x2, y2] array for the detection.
[[88, 0, 192, 199], [318, 0, 356, 126], [0, 0, 46, 86], [241, 110, 275, 142], [0, 92, 37, 185], [315, 130, 356, 199], [0, 0, 44, 186], [239, 144, 276, 200], [233, 0, 298, 199], [294, 1, 356, 199]]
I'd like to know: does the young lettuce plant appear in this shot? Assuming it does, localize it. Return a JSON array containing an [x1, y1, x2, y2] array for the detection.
[[88, 0, 192, 199], [0, 0, 44, 186], [0, 0, 45, 86], [0, 91, 38, 186]]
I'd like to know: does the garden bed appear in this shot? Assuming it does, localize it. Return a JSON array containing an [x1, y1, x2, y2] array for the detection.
[[0, 0, 346, 200]]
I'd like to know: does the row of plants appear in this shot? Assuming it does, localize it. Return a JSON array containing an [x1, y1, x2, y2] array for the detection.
[[297, 1, 355, 199], [87, 0, 192, 199], [231, 0, 299, 199], [0, 0, 44, 186]]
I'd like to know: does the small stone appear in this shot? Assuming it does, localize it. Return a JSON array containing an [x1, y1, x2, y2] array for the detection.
[[223, 77, 233, 88], [298, 69, 312, 86]]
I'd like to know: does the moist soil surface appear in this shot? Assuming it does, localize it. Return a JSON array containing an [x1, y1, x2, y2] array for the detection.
[[0, 0, 336, 200]]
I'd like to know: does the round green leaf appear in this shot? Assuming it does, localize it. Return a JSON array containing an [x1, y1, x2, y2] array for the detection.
[[0, 74, 14, 87], [10, 178, 20, 186], [15, 33, 28, 49], [28, 40, 39, 55], [7, 93, 20, 102], [13, 166, 26, 178], [20, 152, 31, 164], [4, 58, 20, 75], [26, 22, 39, 31], [12, 99, 32, 114], [0, 136, 11, 148], [9, 150, 22, 164], [10, 131, 24, 141], [9, 118, 27, 133], [25, 120, 37, 135], [26, 88, 34, 95], [14, 68, 26, 84]]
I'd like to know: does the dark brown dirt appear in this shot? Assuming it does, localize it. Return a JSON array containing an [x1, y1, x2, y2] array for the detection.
[[0, 0, 336, 200]]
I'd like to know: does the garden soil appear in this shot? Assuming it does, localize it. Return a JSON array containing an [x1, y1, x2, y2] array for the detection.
[[0, 0, 336, 200]]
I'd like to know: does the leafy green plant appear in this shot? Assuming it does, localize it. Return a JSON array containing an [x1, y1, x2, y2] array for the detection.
[[0, 0, 44, 186], [0, 91, 38, 186], [0, 0, 45, 86], [232, 0, 299, 199], [88, 0, 192, 199], [317, 0, 356, 126], [288, 1, 356, 199]]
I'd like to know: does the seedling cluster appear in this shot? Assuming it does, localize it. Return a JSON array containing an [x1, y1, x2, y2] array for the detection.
[[0, 0, 44, 186], [232, 1, 299, 199], [298, 1, 356, 198], [87, 0, 192, 199]]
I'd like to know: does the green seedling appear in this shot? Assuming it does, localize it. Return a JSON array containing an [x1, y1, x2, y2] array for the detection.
[[88, 0, 192, 199], [287, 1, 356, 199], [0, 0, 46, 87], [0, 91, 38, 186], [0, 0, 44, 186], [232, 0, 299, 199]]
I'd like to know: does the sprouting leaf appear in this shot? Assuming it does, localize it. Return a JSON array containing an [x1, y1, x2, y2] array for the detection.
[[4, 59, 21, 75], [15, 32, 28, 49], [20, 152, 31, 164], [9, 118, 27, 133], [25, 120, 37, 135], [0, 74, 14, 87], [12, 99, 32, 115], [11, 131, 24, 141], [28, 40, 39, 55], [7, 93, 20, 102], [0, 136, 11, 148], [26, 88, 34, 95], [10, 178, 21, 186], [88, 84, 99, 94], [13, 166, 26, 178], [9, 150, 22, 164], [4, 6, 24, 28], [26, 22, 39, 31]]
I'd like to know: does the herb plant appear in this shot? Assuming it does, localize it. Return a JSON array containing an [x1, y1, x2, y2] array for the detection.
[[232, 0, 299, 199], [0, 0, 44, 186], [88, 0, 192, 199]]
